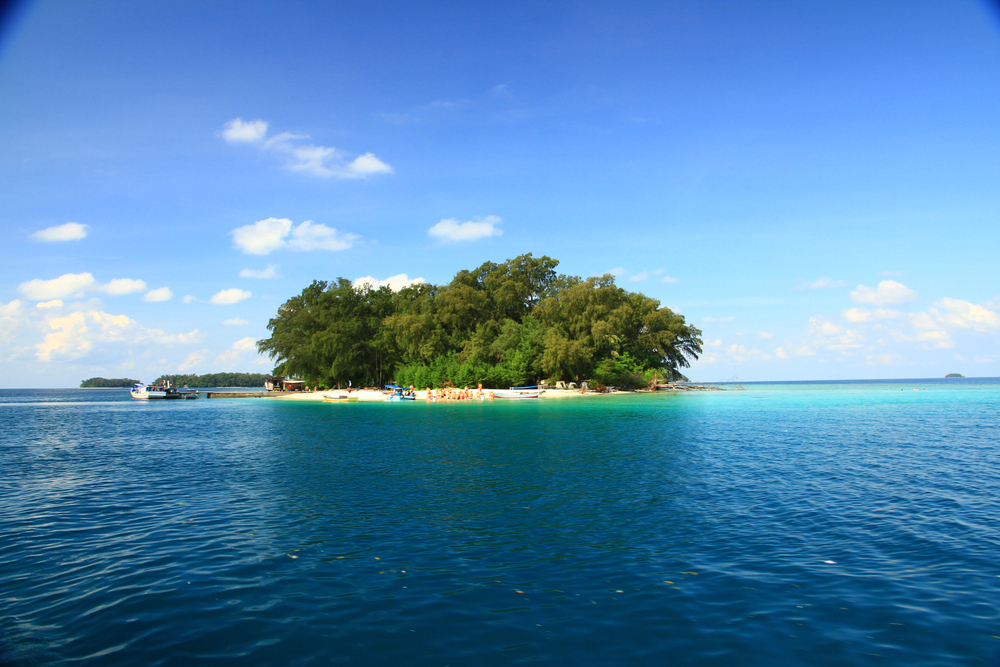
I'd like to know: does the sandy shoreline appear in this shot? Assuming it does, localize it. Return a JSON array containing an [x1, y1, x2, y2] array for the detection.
[[269, 388, 646, 402]]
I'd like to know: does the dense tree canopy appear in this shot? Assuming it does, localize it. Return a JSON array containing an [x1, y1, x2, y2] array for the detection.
[[80, 377, 139, 388], [153, 372, 271, 388], [257, 254, 702, 389]]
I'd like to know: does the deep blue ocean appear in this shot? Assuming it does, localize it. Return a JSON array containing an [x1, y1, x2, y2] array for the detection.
[[1, 379, 999, 666]]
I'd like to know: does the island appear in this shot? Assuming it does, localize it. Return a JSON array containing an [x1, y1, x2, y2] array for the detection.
[[152, 372, 271, 388], [80, 377, 140, 388], [945, 373, 965, 378], [256, 253, 702, 391]]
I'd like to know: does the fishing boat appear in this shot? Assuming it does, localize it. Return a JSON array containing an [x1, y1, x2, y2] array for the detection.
[[493, 385, 542, 399], [130, 382, 197, 400], [322, 393, 349, 402], [384, 384, 416, 401]]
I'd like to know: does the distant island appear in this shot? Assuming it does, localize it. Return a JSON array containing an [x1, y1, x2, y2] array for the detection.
[[153, 372, 271, 388], [80, 377, 140, 388], [257, 253, 702, 391], [945, 373, 965, 378]]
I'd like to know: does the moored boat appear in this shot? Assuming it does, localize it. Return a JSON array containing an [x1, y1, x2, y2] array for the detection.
[[384, 384, 416, 401], [130, 382, 196, 400]]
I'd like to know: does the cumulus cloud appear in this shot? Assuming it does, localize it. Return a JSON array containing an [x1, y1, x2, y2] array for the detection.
[[36, 300, 63, 309], [1, 300, 23, 317], [661, 275, 679, 283], [841, 307, 903, 324], [31, 222, 88, 242], [223, 318, 249, 326], [181, 295, 197, 304], [287, 220, 359, 251], [807, 317, 865, 352], [33, 308, 200, 361], [239, 265, 279, 279], [353, 274, 426, 292], [607, 268, 627, 277], [428, 215, 503, 242], [142, 287, 172, 302], [221, 118, 393, 178], [178, 349, 208, 372], [221, 118, 268, 143], [19, 273, 96, 300], [628, 269, 663, 282], [759, 331, 773, 339], [850, 280, 916, 306], [233, 337, 257, 352], [209, 289, 252, 305], [932, 298, 1000, 332], [774, 347, 789, 359], [101, 278, 147, 295], [230, 218, 359, 255]]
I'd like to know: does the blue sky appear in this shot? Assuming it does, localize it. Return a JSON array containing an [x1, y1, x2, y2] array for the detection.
[[2, 0, 999, 386]]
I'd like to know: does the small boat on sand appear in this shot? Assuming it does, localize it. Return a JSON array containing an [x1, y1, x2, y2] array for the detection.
[[323, 393, 349, 402], [385, 384, 416, 401], [493, 386, 542, 399]]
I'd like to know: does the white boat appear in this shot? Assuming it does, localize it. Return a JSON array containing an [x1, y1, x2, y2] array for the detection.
[[322, 393, 349, 402], [130, 382, 196, 400], [493, 389, 541, 399]]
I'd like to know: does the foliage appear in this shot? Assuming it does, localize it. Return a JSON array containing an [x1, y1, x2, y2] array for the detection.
[[80, 377, 140, 388], [257, 254, 702, 388], [152, 372, 271, 388]]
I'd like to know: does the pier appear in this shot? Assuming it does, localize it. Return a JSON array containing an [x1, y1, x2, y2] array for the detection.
[[202, 391, 271, 398]]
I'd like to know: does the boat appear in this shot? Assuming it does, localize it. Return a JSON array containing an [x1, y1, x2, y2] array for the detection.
[[493, 386, 542, 399], [130, 382, 197, 400], [384, 384, 416, 401], [322, 393, 349, 402]]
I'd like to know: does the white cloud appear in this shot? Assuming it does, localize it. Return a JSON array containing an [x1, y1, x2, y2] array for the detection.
[[287, 220, 359, 252], [726, 344, 771, 362], [841, 307, 903, 324], [221, 118, 268, 143], [222, 119, 393, 179], [36, 300, 63, 309], [702, 316, 736, 323], [428, 215, 503, 242], [879, 270, 906, 277], [353, 274, 426, 292], [932, 298, 1000, 332], [31, 222, 88, 242], [661, 275, 679, 283], [223, 318, 249, 326], [19, 273, 96, 300], [178, 349, 208, 372], [774, 346, 789, 359], [233, 337, 257, 352], [231, 217, 293, 255], [209, 289, 252, 305], [759, 331, 773, 339], [807, 317, 865, 352], [1, 300, 23, 317], [142, 287, 172, 302], [181, 295, 197, 304], [346, 153, 394, 176], [100, 278, 147, 295], [850, 280, 916, 306], [230, 218, 358, 254], [802, 277, 846, 290], [628, 269, 663, 282], [239, 265, 279, 279], [607, 268, 627, 277]]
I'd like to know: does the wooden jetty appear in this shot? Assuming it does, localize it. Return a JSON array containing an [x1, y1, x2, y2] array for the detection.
[[201, 391, 271, 398]]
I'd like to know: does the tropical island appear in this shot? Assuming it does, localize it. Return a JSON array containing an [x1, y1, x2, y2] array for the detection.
[[945, 373, 965, 378], [257, 254, 702, 391], [152, 372, 271, 388], [80, 377, 140, 388]]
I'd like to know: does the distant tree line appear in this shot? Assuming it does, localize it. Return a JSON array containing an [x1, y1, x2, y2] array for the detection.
[[152, 372, 271, 388], [80, 377, 140, 388], [257, 254, 702, 390]]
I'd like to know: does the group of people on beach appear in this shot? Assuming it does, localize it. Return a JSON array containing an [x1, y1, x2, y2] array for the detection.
[[425, 383, 493, 402]]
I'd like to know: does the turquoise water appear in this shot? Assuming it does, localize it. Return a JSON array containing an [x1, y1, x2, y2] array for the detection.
[[1, 380, 999, 665]]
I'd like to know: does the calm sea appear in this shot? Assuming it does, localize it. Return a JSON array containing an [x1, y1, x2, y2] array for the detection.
[[1, 379, 999, 666]]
